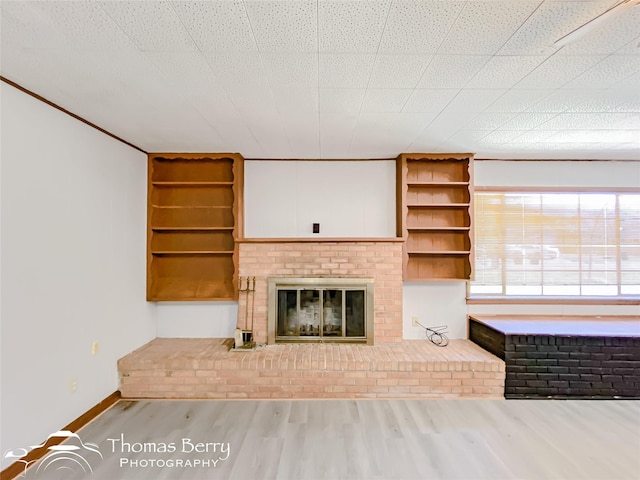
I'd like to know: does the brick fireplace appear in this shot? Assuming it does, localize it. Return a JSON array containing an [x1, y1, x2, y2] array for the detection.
[[236, 239, 404, 344]]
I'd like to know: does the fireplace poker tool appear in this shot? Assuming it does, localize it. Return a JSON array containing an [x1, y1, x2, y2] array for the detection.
[[249, 277, 256, 335]]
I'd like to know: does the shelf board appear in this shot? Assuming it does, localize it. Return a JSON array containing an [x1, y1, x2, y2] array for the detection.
[[407, 226, 470, 232], [406, 203, 470, 208], [148, 296, 236, 302], [151, 205, 233, 209], [151, 227, 234, 232], [152, 251, 234, 255], [408, 250, 470, 255], [152, 181, 234, 186], [407, 182, 469, 187]]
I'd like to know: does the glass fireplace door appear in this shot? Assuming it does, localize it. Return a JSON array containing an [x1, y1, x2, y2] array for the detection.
[[275, 287, 365, 342]]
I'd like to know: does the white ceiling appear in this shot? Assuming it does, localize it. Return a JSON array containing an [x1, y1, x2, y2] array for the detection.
[[1, 0, 639, 159]]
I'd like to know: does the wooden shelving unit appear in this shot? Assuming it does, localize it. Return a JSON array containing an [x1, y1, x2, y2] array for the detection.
[[397, 153, 474, 281], [147, 153, 244, 301]]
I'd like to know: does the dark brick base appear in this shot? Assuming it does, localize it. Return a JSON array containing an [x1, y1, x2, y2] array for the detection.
[[469, 319, 640, 399]]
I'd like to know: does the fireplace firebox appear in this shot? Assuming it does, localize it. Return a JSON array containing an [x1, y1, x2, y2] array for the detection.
[[267, 278, 374, 344]]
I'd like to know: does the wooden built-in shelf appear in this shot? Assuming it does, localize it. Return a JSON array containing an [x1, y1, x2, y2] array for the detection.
[[397, 153, 474, 281], [408, 251, 471, 255], [151, 226, 235, 232], [406, 203, 470, 208], [407, 226, 471, 231], [147, 153, 244, 301], [407, 182, 469, 186], [151, 251, 234, 255], [152, 181, 234, 186]]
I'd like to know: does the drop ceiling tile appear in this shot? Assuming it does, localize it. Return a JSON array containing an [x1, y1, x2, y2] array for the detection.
[[280, 113, 320, 157], [319, 89, 366, 113], [511, 130, 558, 143], [614, 35, 640, 54], [319, 54, 376, 88], [318, 0, 390, 53], [0, 2, 69, 49], [407, 132, 446, 152], [526, 89, 595, 113], [564, 55, 640, 89], [538, 112, 639, 130], [15, 1, 134, 51], [143, 52, 221, 97], [443, 89, 505, 113], [480, 130, 525, 145], [426, 111, 473, 132], [567, 89, 638, 113], [242, 112, 291, 157], [516, 55, 607, 89], [416, 55, 491, 89], [319, 113, 358, 157], [438, 1, 540, 55], [378, 0, 464, 54], [446, 130, 490, 145], [484, 89, 556, 113], [226, 85, 279, 115], [466, 56, 546, 89], [498, 1, 612, 56], [402, 89, 460, 113], [611, 113, 640, 130], [546, 130, 640, 144], [244, 0, 317, 52], [499, 113, 558, 131], [351, 114, 403, 146], [558, 7, 640, 56], [361, 89, 412, 113], [395, 112, 440, 134], [203, 52, 270, 89], [463, 113, 515, 130], [615, 71, 640, 90], [368, 54, 432, 89], [197, 107, 262, 152], [392, 112, 440, 144], [261, 53, 318, 88], [171, 1, 257, 52], [272, 86, 319, 113], [97, 1, 196, 52]]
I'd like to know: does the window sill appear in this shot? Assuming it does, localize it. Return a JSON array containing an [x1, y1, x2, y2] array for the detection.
[[466, 296, 640, 305]]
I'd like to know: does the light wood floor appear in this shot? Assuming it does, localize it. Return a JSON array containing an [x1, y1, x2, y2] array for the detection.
[[34, 399, 639, 480]]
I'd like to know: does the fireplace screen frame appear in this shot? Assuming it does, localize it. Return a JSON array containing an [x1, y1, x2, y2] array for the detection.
[[267, 277, 374, 345]]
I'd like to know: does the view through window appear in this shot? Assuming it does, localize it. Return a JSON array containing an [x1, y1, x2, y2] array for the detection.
[[471, 191, 640, 298]]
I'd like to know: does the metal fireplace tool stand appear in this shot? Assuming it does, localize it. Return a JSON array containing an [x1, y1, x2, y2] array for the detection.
[[233, 276, 256, 350]]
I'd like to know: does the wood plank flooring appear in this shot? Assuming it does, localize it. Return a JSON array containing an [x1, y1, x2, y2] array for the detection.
[[27, 399, 640, 480]]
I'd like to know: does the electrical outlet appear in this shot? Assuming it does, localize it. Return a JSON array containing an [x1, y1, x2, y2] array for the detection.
[[91, 341, 99, 355], [69, 379, 78, 394], [412, 316, 419, 327]]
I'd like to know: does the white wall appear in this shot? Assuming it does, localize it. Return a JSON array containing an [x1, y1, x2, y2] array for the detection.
[[0, 83, 156, 456], [244, 160, 397, 238], [404, 160, 640, 340], [156, 302, 237, 338]]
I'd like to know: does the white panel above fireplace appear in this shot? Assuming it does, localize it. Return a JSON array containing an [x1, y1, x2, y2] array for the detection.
[[244, 160, 396, 238]]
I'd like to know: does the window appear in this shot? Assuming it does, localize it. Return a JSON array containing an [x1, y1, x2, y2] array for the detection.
[[470, 191, 640, 299]]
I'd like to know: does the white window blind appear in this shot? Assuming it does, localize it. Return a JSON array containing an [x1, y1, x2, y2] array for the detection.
[[471, 191, 640, 298]]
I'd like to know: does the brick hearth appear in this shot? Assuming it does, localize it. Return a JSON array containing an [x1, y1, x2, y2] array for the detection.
[[118, 338, 505, 399]]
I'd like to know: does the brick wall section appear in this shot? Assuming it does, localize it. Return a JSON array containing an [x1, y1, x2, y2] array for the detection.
[[469, 320, 505, 360], [237, 241, 404, 344], [119, 338, 505, 400], [470, 322, 640, 398]]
